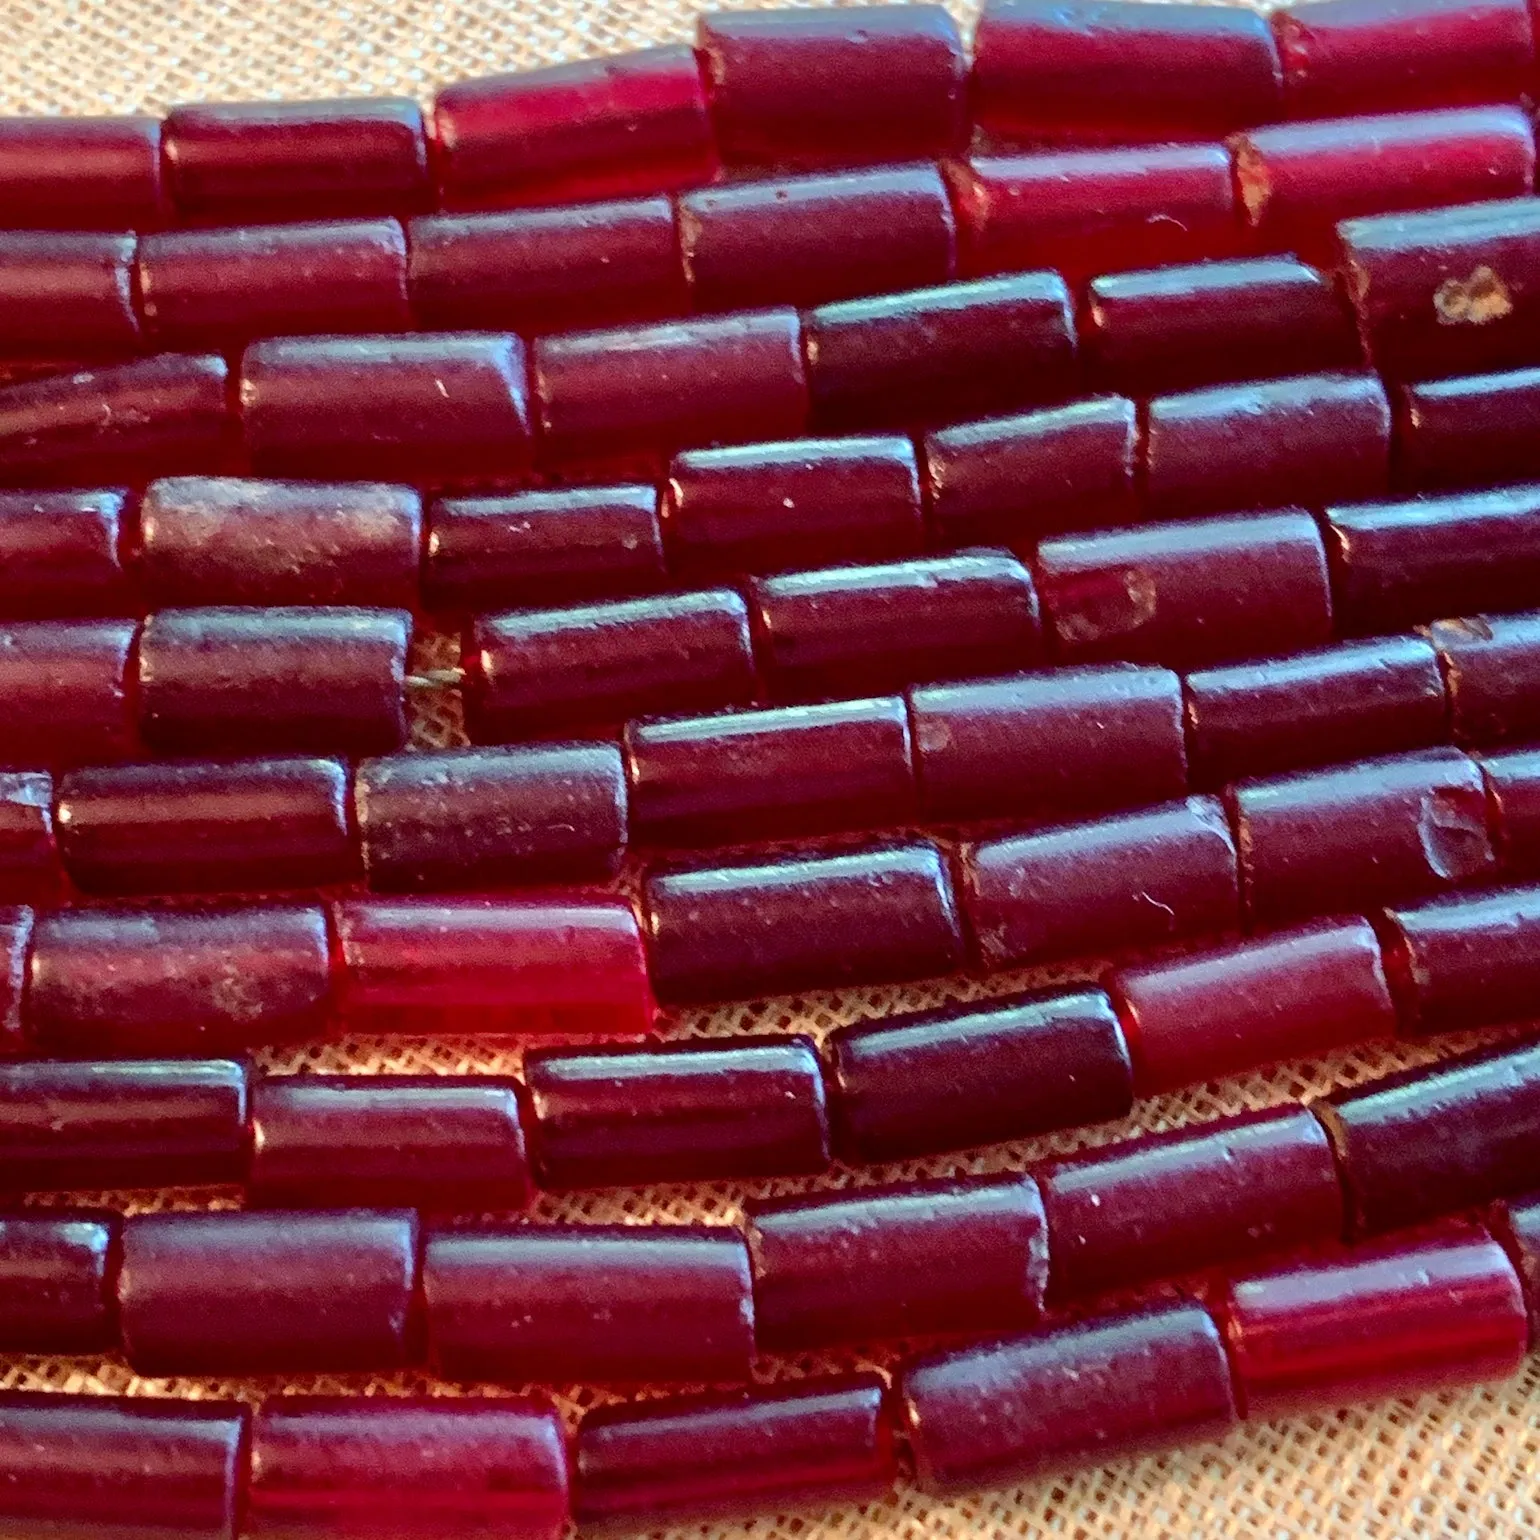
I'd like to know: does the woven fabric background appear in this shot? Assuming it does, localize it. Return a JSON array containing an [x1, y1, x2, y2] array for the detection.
[[2, 1, 1538, 1534]]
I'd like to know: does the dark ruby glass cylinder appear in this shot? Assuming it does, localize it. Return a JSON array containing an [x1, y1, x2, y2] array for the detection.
[[1482, 746, 1540, 872], [1493, 1193, 1540, 1340], [0, 488, 133, 621], [1398, 366, 1540, 492], [0, 618, 139, 771], [1430, 610, 1540, 747], [0, 1211, 118, 1353], [0, 773, 60, 903], [0, 231, 141, 360], [0, 909, 25, 1051], [0, 116, 164, 230]]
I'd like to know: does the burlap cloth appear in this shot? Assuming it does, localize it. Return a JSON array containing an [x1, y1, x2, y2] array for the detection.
[[2, 2, 1537, 1533]]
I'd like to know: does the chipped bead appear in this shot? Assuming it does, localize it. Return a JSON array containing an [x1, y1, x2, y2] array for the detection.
[[0, 1212, 117, 1354], [0, 489, 133, 621], [0, 620, 139, 770]]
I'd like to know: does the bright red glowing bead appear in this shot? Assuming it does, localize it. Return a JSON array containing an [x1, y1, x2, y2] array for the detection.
[[0, 232, 140, 360], [0, 773, 59, 904], [0, 489, 132, 621], [0, 619, 139, 771], [0, 117, 163, 230]]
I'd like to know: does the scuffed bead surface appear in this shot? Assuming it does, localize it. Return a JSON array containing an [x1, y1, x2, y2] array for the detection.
[[1481, 745, 1540, 872], [0, 489, 132, 620], [0, 910, 27, 1053], [0, 116, 163, 230], [0, 773, 60, 903], [0, 620, 138, 771], [1430, 611, 1540, 745], [1400, 366, 1540, 491], [0, 231, 140, 358], [0, 1213, 116, 1354]]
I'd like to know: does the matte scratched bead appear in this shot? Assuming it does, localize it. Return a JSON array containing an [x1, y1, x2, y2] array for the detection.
[[0, 909, 24, 1050], [1109, 920, 1397, 1096], [1483, 745, 1540, 872], [424, 1223, 755, 1386], [960, 796, 1240, 970], [1036, 510, 1333, 670], [1182, 636, 1447, 787], [0, 1058, 248, 1192], [249, 1075, 532, 1211], [901, 1302, 1236, 1493], [118, 1209, 419, 1375], [0, 116, 163, 230], [434, 45, 717, 210], [0, 231, 140, 359], [643, 840, 965, 1005], [1430, 611, 1540, 745], [0, 1212, 117, 1354], [525, 1035, 829, 1188], [56, 756, 357, 896], [0, 773, 59, 903], [1399, 366, 1540, 491], [0, 489, 132, 620], [1041, 1107, 1343, 1302], [0, 619, 139, 770], [575, 1375, 897, 1533]]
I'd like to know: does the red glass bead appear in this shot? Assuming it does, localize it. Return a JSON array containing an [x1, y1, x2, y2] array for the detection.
[[699, 5, 964, 167], [0, 619, 139, 770], [533, 309, 807, 466], [27, 904, 332, 1056], [1036, 510, 1333, 670], [1492, 1193, 1540, 1338], [249, 1396, 569, 1540], [910, 664, 1186, 824], [575, 1375, 896, 1532], [678, 165, 955, 312], [1084, 257, 1360, 397], [664, 435, 923, 581], [747, 551, 1042, 702], [1338, 197, 1540, 380], [829, 988, 1133, 1164], [433, 45, 717, 211], [0, 116, 162, 229], [0, 1212, 116, 1353], [0, 232, 140, 360], [643, 840, 964, 1005], [0, 353, 232, 486], [426, 486, 665, 613], [466, 590, 754, 741], [922, 397, 1138, 546], [525, 1035, 829, 1187], [424, 1222, 754, 1385], [118, 1208, 418, 1375], [56, 756, 356, 897], [242, 334, 533, 483], [410, 199, 685, 336], [0, 1058, 248, 1192], [972, 0, 1283, 145], [1429, 612, 1540, 745], [356, 743, 627, 890], [961, 796, 1240, 971], [1481, 746, 1540, 871], [1272, 0, 1536, 118], [1110, 920, 1397, 1096], [1318, 1038, 1540, 1233], [624, 697, 917, 848], [1234, 107, 1535, 261], [0, 1393, 245, 1540], [249, 1075, 531, 1211], [900, 1301, 1236, 1493], [0, 774, 59, 903], [164, 98, 429, 222], [1233, 748, 1495, 926], [748, 1176, 1048, 1352], [333, 896, 653, 1038], [137, 607, 410, 757], [1219, 1227, 1528, 1417], [1144, 372, 1391, 518], [0, 489, 132, 621], [1182, 636, 1447, 787], [1399, 366, 1540, 490], [803, 272, 1078, 433], [1042, 1107, 1342, 1302], [0, 909, 27, 1051], [949, 147, 1238, 283]]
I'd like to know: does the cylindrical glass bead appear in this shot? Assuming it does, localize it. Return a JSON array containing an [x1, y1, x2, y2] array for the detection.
[[0, 116, 163, 230], [0, 1212, 118, 1353], [0, 231, 140, 359], [0, 489, 133, 620], [1398, 366, 1540, 490], [1481, 745, 1540, 871], [1492, 1193, 1540, 1339], [0, 619, 139, 771], [0, 773, 60, 904], [0, 908, 25, 1050]]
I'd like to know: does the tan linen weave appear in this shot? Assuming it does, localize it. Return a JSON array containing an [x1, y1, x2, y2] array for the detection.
[[2, 2, 1537, 1534]]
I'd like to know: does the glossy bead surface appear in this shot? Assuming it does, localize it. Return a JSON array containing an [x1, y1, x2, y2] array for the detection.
[[748, 1176, 1048, 1351], [644, 840, 964, 1004], [1430, 611, 1540, 745], [1144, 372, 1391, 518], [27, 904, 332, 1056], [922, 397, 1138, 546], [829, 988, 1133, 1163], [466, 590, 754, 741], [576, 1375, 896, 1532], [433, 45, 717, 210], [973, 0, 1283, 144], [242, 333, 533, 483], [1492, 1194, 1540, 1339], [0, 1058, 248, 1192], [248, 1396, 569, 1540], [249, 1075, 531, 1211], [0, 910, 27, 1050], [625, 697, 916, 847], [56, 756, 356, 896], [118, 1209, 418, 1375], [334, 896, 653, 1038], [1480, 746, 1540, 871], [424, 1223, 754, 1385], [0, 489, 132, 620], [1111, 920, 1397, 1096], [0, 1393, 245, 1540], [0, 620, 138, 771], [1400, 366, 1540, 490], [663, 435, 923, 580], [1036, 510, 1333, 670], [1182, 636, 1446, 787], [1219, 1227, 1528, 1416], [901, 1302, 1236, 1493], [910, 664, 1186, 824], [0, 774, 59, 903], [803, 272, 1078, 433], [0, 232, 140, 358], [748, 551, 1042, 702], [0, 116, 163, 230], [1042, 1107, 1343, 1301], [526, 1035, 829, 1187], [961, 796, 1240, 970], [0, 1212, 115, 1355]]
